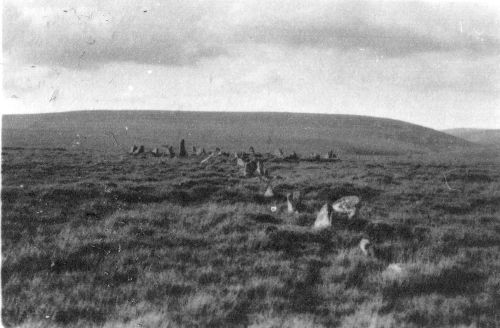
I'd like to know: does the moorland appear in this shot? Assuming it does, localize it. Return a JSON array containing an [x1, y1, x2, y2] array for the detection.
[[2, 111, 499, 327]]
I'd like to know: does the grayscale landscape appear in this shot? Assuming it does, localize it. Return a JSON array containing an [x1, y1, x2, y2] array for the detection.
[[2, 1, 500, 327]]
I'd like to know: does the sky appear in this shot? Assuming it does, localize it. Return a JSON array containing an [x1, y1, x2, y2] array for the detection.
[[2, 0, 500, 129]]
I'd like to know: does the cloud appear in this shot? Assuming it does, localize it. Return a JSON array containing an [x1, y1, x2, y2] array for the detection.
[[233, 1, 500, 56], [3, 0, 228, 68], [237, 21, 500, 57], [3, 0, 500, 68]]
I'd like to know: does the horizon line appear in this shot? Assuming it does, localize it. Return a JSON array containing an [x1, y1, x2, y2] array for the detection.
[[2, 108, 498, 131]]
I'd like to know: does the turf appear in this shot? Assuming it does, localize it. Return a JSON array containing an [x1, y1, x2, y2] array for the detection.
[[2, 140, 500, 327]]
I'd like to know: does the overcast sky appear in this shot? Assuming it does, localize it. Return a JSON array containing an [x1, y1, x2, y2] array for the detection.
[[2, 0, 500, 129]]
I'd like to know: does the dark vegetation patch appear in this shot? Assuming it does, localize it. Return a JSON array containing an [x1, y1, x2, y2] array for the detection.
[[447, 170, 493, 183], [383, 264, 486, 299], [247, 213, 281, 224], [54, 306, 105, 325], [317, 183, 381, 202]]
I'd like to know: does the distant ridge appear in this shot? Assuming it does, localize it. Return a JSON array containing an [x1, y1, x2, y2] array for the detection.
[[3, 110, 476, 155], [443, 128, 500, 146]]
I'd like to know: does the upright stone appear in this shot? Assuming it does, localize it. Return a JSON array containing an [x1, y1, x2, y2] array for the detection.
[[168, 146, 176, 158], [179, 139, 187, 157], [151, 148, 160, 157], [256, 160, 266, 176], [243, 161, 257, 177], [313, 203, 331, 229], [264, 185, 274, 198]]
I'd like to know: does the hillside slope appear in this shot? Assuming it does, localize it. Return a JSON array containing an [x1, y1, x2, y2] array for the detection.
[[3, 111, 475, 155], [443, 128, 500, 146]]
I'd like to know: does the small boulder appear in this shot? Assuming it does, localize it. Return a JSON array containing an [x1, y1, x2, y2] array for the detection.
[[313, 203, 331, 229], [264, 185, 274, 198], [151, 147, 161, 157]]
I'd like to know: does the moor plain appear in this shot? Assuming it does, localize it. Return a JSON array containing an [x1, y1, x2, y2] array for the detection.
[[2, 111, 500, 327]]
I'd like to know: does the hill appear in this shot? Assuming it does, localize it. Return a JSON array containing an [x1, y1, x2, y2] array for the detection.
[[2, 110, 475, 155], [443, 128, 500, 146], [2, 110, 500, 327]]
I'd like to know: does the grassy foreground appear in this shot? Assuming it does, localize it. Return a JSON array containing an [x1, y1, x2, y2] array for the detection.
[[2, 147, 500, 327]]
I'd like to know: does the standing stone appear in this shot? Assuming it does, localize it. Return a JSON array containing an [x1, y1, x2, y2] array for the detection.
[[256, 160, 266, 176], [292, 191, 301, 205], [264, 185, 274, 198], [151, 148, 160, 157], [359, 239, 373, 256], [168, 146, 176, 158], [179, 139, 187, 157], [243, 161, 257, 177], [313, 203, 332, 229], [310, 153, 320, 161], [286, 193, 295, 213], [237, 158, 246, 167]]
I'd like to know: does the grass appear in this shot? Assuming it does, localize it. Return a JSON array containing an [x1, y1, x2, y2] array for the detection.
[[2, 110, 476, 156], [2, 143, 500, 327]]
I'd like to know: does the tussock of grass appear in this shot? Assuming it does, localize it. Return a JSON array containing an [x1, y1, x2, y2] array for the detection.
[[380, 257, 486, 299]]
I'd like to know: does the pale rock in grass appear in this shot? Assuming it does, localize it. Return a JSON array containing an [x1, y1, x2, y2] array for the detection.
[[313, 203, 331, 229], [286, 191, 302, 214], [382, 263, 407, 280], [286, 193, 294, 213], [151, 147, 160, 157], [285, 193, 298, 214], [359, 238, 372, 256], [237, 158, 246, 168], [332, 195, 360, 219], [256, 160, 267, 176], [264, 185, 274, 198], [201, 153, 216, 164], [387, 263, 404, 274]]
